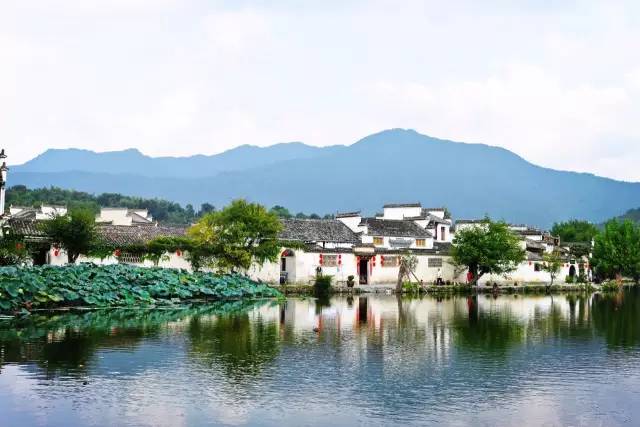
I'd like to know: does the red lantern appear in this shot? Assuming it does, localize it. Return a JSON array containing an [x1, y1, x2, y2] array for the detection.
[[15, 243, 23, 250], [176, 249, 182, 257], [54, 248, 60, 257], [338, 254, 342, 266], [529, 261, 532, 266], [114, 249, 121, 257], [372, 255, 376, 267], [381, 255, 385, 266], [319, 254, 324, 265]]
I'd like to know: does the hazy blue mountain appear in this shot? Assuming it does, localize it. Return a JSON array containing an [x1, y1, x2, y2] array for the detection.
[[11, 129, 640, 228], [14, 142, 346, 178]]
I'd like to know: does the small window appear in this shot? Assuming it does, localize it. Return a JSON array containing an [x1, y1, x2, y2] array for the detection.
[[382, 256, 399, 267], [440, 226, 446, 241], [416, 239, 426, 247], [323, 255, 338, 267], [534, 263, 541, 272], [119, 252, 143, 264], [373, 237, 384, 246], [428, 257, 442, 268], [281, 257, 287, 272]]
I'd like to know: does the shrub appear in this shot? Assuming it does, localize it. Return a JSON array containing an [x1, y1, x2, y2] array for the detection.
[[601, 281, 621, 292], [565, 275, 575, 284], [402, 281, 420, 293], [314, 274, 332, 295]]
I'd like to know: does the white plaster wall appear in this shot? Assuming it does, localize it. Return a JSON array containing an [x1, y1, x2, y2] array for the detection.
[[427, 209, 446, 219], [337, 216, 362, 232], [382, 206, 422, 220], [96, 209, 133, 226]]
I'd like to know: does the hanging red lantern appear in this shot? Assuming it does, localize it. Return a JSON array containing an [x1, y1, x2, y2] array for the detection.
[[53, 247, 60, 257], [372, 255, 376, 267], [176, 249, 182, 257], [15, 243, 23, 251], [338, 254, 342, 265], [381, 255, 385, 266], [529, 261, 532, 266], [114, 249, 121, 257], [319, 254, 324, 265]]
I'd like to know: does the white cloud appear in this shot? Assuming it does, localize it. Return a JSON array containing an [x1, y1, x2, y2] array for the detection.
[[202, 8, 272, 52], [0, 1, 639, 182]]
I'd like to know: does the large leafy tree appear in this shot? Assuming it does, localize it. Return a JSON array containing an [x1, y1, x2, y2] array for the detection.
[[451, 218, 526, 285], [592, 219, 640, 282], [188, 199, 283, 271], [551, 220, 598, 243], [42, 208, 97, 263]]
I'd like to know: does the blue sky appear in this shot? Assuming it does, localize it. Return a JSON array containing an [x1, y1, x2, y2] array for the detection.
[[2, 1, 640, 181]]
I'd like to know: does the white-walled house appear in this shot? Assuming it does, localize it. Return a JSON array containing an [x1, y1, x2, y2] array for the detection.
[[96, 207, 154, 226], [6, 195, 590, 286], [9, 205, 67, 220]]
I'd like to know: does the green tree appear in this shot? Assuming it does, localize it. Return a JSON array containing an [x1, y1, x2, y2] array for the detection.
[[198, 203, 215, 216], [0, 233, 29, 266], [42, 209, 97, 263], [551, 220, 598, 243], [269, 205, 292, 219], [188, 199, 283, 271], [592, 219, 640, 282], [542, 251, 563, 286], [451, 218, 526, 286]]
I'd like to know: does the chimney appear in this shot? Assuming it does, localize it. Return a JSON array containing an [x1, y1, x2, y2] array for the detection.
[[0, 149, 7, 217]]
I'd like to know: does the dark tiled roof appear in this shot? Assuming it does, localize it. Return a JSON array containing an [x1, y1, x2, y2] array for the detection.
[[526, 251, 544, 261], [335, 211, 361, 218], [279, 219, 360, 244], [422, 207, 445, 212], [516, 229, 545, 236], [455, 219, 487, 225], [383, 203, 421, 208], [7, 219, 47, 238], [97, 225, 186, 246], [360, 218, 433, 238], [525, 239, 545, 251], [11, 209, 37, 220]]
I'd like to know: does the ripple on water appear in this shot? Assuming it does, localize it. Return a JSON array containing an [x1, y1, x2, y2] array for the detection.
[[1, 292, 640, 426]]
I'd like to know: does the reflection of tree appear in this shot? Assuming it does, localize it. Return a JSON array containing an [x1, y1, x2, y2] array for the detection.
[[187, 312, 280, 380], [592, 289, 640, 348], [452, 297, 526, 355], [0, 301, 267, 378]]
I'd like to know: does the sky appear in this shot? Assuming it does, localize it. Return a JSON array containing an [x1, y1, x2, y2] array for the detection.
[[2, 0, 640, 181]]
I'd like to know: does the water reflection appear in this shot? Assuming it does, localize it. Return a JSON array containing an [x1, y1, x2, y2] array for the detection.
[[0, 291, 640, 426]]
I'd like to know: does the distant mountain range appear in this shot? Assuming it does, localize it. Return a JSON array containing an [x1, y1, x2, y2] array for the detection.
[[11, 129, 640, 228]]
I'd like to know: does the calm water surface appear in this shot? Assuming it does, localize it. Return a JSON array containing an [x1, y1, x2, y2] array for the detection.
[[1, 291, 640, 427]]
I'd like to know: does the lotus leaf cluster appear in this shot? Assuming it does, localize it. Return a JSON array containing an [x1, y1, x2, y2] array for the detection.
[[0, 264, 281, 313]]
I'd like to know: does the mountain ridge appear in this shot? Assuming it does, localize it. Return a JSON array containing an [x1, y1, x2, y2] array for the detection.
[[10, 129, 640, 228]]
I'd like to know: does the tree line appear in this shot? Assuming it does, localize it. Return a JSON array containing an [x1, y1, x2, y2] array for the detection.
[[5, 186, 331, 225]]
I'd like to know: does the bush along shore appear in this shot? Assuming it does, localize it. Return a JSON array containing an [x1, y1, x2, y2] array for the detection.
[[0, 264, 281, 315]]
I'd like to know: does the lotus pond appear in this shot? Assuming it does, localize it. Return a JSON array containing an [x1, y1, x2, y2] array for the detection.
[[2, 290, 640, 426], [0, 264, 280, 313]]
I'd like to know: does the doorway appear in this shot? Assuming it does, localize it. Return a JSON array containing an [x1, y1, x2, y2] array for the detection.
[[33, 248, 48, 266], [569, 265, 576, 278], [359, 258, 369, 284]]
